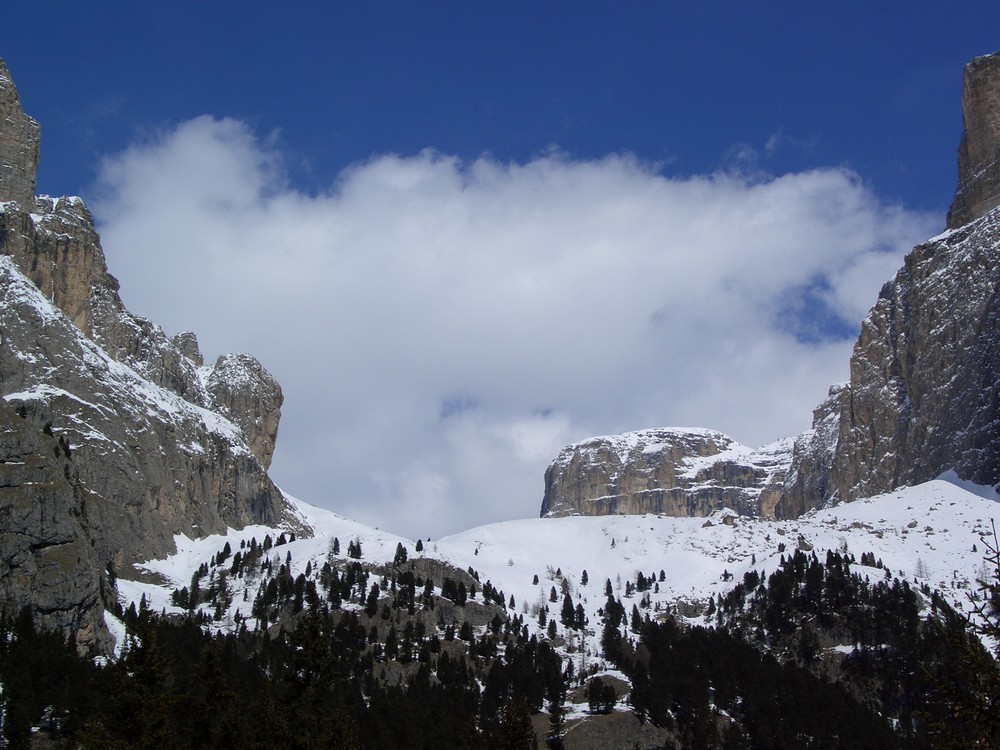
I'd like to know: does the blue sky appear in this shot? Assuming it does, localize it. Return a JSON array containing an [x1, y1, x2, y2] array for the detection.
[[7, 3, 998, 211], [4, 5, 999, 538]]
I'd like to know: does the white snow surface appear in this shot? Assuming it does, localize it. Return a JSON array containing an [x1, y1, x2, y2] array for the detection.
[[117, 480, 1000, 655]]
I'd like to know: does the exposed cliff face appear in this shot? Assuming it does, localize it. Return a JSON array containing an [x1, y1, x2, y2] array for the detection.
[[0, 233, 294, 569], [541, 428, 791, 519], [0, 58, 301, 649], [0, 192, 284, 471], [545, 50, 1000, 522], [948, 51, 1000, 229], [204, 353, 283, 471], [775, 53, 1000, 516], [0, 58, 39, 206], [0, 400, 114, 653], [775, 385, 848, 519], [776, 209, 1000, 515]]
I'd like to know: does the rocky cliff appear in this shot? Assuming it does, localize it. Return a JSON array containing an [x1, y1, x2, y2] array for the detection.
[[775, 51, 1000, 516], [541, 428, 790, 519], [0, 57, 301, 650], [545, 50, 1000, 521], [776, 206, 1000, 516], [0, 59, 38, 207], [948, 51, 1000, 229], [0, 400, 114, 654]]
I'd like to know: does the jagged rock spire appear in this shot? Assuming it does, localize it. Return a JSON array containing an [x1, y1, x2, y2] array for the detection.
[[947, 50, 1000, 228], [0, 57, 40, 205]]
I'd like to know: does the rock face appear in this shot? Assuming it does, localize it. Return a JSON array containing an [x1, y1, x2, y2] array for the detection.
[[948, 51, 1000, 229], [0, 58, 39, 206], [776, 209, 1000, 515], [774, 385, 849, 519], [0, 57, 301, 649], [545, 50, 1000, 522], [775, 53, 1000, 516], [0, 401, 114, 653], [204, 353, 283, 471], [541, 428, 791, 519]]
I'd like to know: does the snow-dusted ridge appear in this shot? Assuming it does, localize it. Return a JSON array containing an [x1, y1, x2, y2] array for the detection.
[[0, 256, 252, 456], [543, 426, 794, 518]]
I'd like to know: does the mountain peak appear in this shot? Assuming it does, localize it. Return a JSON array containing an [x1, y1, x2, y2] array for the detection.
[[947, 50, 1000, 228], [0, 57, 40, 206]]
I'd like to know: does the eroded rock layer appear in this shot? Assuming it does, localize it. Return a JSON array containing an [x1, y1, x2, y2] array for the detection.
[[948, 51, 1000, 229], [541, 428, 791, 519]]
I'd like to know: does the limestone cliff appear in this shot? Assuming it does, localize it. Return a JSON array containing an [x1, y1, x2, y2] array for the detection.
[[948, 51, 1000, 229], [0, 400, 114, 653], [0, 58, 38, 206], [775, 51, 1000, 515], [541, 428, 790, 519], [0, 57, 301, 649], [775, 208, 1000, 515], [545, 50, 1000, 521]]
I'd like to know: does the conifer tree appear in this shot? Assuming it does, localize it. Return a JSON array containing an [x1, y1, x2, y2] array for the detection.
[[499, 696, 536, 749], [393, 542, 408, 566], [560, 594, 575, 629]]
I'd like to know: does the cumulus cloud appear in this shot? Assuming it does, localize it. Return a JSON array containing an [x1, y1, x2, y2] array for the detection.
[[91, 117, 939, 539]]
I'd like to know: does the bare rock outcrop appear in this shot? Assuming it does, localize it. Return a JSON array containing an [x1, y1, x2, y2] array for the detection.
[[0, 58, 39, 206], [948, 51, 1000, 229], [204, 353, 283, 470], [0, 57, 300, 586], [774, 385, 848, 519], [776, 53, 1000, 515], [776, 209, 1000, 515], [0, 400, 114, 653], [0, 192, 283, 471], [541, 428, 791, 519], [0, 255, 294, 570], [545, 50, 1000, 522]]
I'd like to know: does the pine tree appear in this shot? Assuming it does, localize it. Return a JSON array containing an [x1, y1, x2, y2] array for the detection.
[[393, 542, 408, 566], [560, 594, 575, 629], [931, 521, 1000, 747], [500, 696, 537, 749]]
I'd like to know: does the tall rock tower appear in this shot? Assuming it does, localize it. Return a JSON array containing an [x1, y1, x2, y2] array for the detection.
[[948, 51, 1000, 229], [0, 58, 40, 205], [777, 49, 1000, 517]]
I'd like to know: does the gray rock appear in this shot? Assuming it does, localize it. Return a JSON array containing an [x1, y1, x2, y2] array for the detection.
[[780, 210, 1000, 513], [204, 353, 283, 470], [0, 400, 114, 653], [0, 61, 302, 585], [541, 428, 791, 519], [0, 254, 299, 569], [948, 51, 1000, 229], [0, 58, 39, 206]]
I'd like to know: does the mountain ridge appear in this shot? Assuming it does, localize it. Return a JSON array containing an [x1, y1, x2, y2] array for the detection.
[[1, 57, 304, 651]]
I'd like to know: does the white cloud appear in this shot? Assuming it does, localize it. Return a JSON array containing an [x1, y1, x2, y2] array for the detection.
[[91, 117, 939, 540]]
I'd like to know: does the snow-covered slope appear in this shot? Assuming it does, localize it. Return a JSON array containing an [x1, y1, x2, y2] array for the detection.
[[116, 478, 999, 659]]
